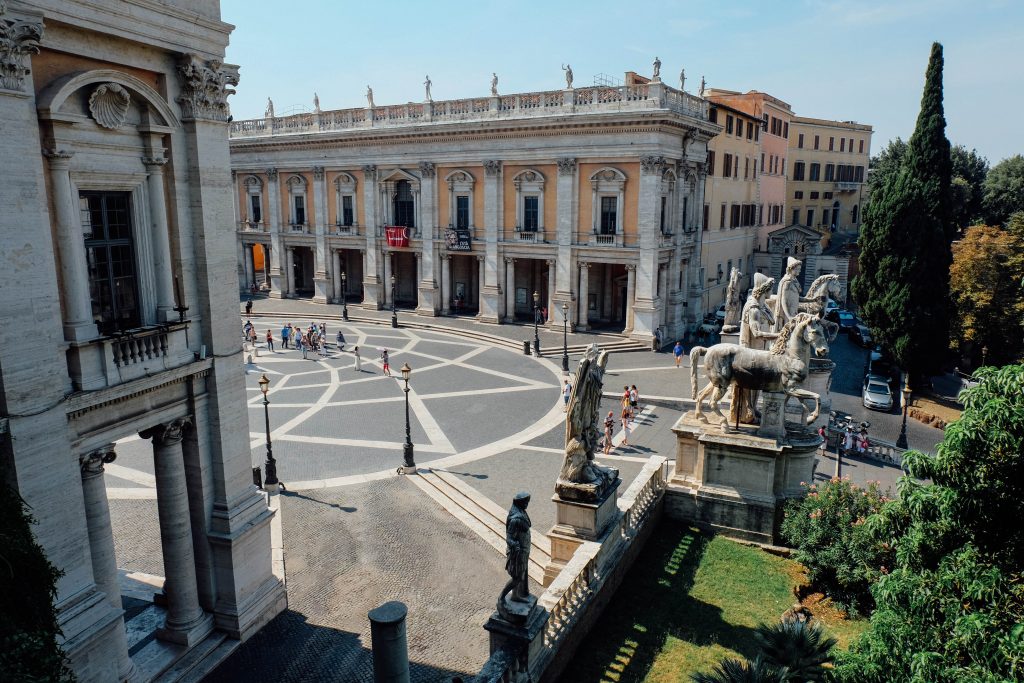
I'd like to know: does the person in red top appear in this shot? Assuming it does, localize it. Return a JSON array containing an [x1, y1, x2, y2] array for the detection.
[[265, 329, 274, 351], [381, 349, 391, 376]]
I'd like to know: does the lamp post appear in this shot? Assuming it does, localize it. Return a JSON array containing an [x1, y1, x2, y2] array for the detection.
[[981, 345, 988, 367], [532, 290, 541, 357], [391, 273, 398, 328], [400, 363, 416, 473], [561, 302, 570, 373], [896, 378, 911, 450], [258, 374, 279, 488], [341, 270, 349, 322]]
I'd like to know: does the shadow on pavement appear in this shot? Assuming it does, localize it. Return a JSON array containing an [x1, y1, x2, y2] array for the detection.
[[281, 490, 357, 513]]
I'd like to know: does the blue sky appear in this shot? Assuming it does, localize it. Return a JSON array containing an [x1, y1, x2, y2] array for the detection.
[[222, 0, 1022, 164]]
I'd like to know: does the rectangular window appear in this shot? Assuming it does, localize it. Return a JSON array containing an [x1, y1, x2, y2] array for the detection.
[[822, 209, 830, 226], [709, 107, 718, 124], [810, 191, 820, 200], [814, 135, 820, 150], [294, 195, 306, 225], [762, 113, 769, 131], [840, 138, 846, 152], [798, 133, 804, 149], [736, 119, 743, 137], [731, 204, 740, 228], [720, 203, 726, 229], [783, 121, 789, 138], [703, 203, 709, 231], [659, 196, 668, 233], [747, 122, 753, 140], [824, 164, 835, 181], [793, 162, 805, 181], [708, 151, 716, 176], [726, 115, 734, 134], [794, 190, 804, 199], [744, 157, 749, 179], [849, 138, 854, 153], [809, 163, 821, 181], [734, 156, 739, 178], [600, 196, 617, 234], [829, 136, 835, 151], [855, 166, 865, 182], [722, 153, 731, 178], [823, 192, 833, 200], [341, 195, 354, 226], [792, 208, 800, 224], [456, 195, 470, 230], [754, 126, 759, 142], [249, 194, 262, 222], [806, 209, 815, 226], [523, 195, 539, 231], [859, 139, 865, 154], [81, 191, 140, 335], [760, 153, 765, 173]]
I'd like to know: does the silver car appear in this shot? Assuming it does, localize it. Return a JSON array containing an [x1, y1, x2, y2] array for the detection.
[[862, 377, 893, 411]]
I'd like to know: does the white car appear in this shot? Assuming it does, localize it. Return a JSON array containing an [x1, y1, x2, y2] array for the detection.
[[862, 377, 893, 411], [824, 298, 839, 316], [715, 303, 726, 321]]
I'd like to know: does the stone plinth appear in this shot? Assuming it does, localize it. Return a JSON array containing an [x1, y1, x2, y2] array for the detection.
[[666, 414, 819, 544], [484, 601, 547, 675], [543, 478, 620, 585], [720, 330, 739, 346], [789, 358, 834, 429]]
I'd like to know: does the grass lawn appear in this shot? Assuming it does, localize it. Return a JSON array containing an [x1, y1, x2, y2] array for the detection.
[[567, 522, 867, 682]]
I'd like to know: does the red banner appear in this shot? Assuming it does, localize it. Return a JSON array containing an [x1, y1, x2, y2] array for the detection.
[[385, 226, 410, 247]]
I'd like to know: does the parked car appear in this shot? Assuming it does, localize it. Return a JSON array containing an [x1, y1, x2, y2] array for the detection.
[[863, 376, 894, 411], [868, 355, 899, 388], [715, 303, 726, 321], [837, 310, 857, 331], [850, 324, 872, 347], [824, 298, 839, 318]]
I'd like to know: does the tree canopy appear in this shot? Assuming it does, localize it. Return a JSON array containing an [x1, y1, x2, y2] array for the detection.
[[982, 154, 1024, 226], [949, 215, 1024, 365], [853, 43, 953, 379]]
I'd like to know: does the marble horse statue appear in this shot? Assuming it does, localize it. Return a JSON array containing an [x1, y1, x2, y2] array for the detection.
[[689, 313, 830, 427]]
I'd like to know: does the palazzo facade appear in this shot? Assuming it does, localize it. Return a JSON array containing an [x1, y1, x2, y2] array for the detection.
[[0, 2, 285, 681], [230, 79, 719, 342]]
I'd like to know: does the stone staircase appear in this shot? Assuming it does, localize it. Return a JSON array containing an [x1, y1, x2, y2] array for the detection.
[[407, 468, 552, 583]]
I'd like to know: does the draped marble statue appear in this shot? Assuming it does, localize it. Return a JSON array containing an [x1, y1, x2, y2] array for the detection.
[[772, 257, 806, 332], [721, 267, 744, 333], [557, 344, 618, 502], [729, 273, 779, 424]]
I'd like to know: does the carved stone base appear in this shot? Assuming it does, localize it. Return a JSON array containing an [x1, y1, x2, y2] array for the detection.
[[543, 478, 620, 585], [484, 600, 548, 676], [496, 594, 537, 625], [756, 391, 787, 440]]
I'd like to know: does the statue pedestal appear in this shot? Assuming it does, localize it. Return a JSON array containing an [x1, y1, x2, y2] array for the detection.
[[756, 391, 787, 440], [666, 414, 819, 544], [785, 358, 834, 430], [720, 330, 740, 345], [543, 478, 620, 585], [484, 597, 547, 676]]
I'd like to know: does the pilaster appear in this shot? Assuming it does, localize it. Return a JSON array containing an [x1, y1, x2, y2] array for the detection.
[[479, 159, 502, 322], [416, 161, 439, 315], [362, 164, 382, 308], [312, 165, 329, 303]]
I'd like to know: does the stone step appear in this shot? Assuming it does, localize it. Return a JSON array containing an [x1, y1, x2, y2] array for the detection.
[[134, 627, 230, 683], [409, 469, 550, 583]]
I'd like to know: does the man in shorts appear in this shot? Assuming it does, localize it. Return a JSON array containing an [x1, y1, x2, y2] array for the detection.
[[673, 341, 684, 368], [562, 380, 572, 411]]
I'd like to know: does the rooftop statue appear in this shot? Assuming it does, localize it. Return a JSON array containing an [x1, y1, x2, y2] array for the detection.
[[265, 97, 274, 119], [366, 85, 374, 109], [653, 56, 661, 79], [423, 74, 432, 102], [679, 67, 686, 91], [562, 63, 574, 89], [557, 344, 618, 502], [491, 72, 498, 96]]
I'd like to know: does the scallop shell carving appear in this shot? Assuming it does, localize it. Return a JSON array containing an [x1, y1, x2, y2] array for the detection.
[[88, 83, 131, 130]]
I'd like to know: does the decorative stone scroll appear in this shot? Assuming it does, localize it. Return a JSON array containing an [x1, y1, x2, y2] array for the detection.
[[418, 161, 436, 178], [0, 3, 42, 93], [79, 445, 117, 476], [88, 83, 131, 129], [175, 53, 240, 122], [556, 157, 577, 176], [483, 159, 502, 177], [640, 155, 667, 174], [265, 167, 278, 180], [362, 164, 377, 182], [313, 166, 325, 181]]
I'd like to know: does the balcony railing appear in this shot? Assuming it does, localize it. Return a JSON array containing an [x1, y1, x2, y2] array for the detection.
[[288, 222, 310, 233], [67, 322, 194, 391], [590, 232, 624, 247], [230, 82, 708, 140], [333, 222, 360, 236], [239, 220, 266, 232], [514, 230, 544, 243], [834, 181, 860, 192]]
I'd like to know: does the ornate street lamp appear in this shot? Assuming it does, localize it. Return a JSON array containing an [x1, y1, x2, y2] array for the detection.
[[258, 373, 279, 487], [391, 273, 398, 328], [896, 378, 911, 450], [341, 270, 349, 322], [532, 290, 541, 357], [561, 302, 570, 373], [400, 363, 416, 473]]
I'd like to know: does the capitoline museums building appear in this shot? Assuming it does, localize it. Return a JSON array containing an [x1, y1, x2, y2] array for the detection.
[[1, 1, 284, 680], [229, 74, 720, 344]]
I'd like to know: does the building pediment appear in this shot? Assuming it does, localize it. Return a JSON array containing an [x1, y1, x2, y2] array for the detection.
[[767, 223, 823, 255]]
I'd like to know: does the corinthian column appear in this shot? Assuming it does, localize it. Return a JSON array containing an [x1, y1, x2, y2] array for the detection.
[[577, 262, 590, 331], [80, 446, 137, 681], [142, 154, 177, 319], [140, 418, 213, 646]]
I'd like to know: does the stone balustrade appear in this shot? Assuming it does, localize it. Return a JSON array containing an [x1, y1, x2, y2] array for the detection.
[[64, 322, 195, 390], [590, 233, 624, 247], [514, 230, 544, 243], [238, 220, 266, 232], [230, 84, 708, 139], [333, 222, 360, 236]]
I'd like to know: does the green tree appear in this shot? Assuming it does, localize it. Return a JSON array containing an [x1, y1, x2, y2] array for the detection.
[[832, 364, 1024, 682], [982, 154, 1024, 226], [692, 656, 787, 683], [0, 460, 74, 682], [949, 216, 1024, 365], [867, 138, 907, 198], [853, 43, 954, 380], [949, 145, 989, 228]]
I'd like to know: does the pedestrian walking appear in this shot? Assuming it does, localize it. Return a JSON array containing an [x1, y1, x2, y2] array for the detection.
[[619, 405, 631, 446], [336, 330, 345, 352], [301, 334, 309, 360], [281, 324, 290, 349], [319, 322, 327, 340], [629, 385, 639, 424], [562, 379, 572, 411], [621, 385, 631, 422], [353, 346, 361, 371], [603, 411, 615, 454], [245, 297, 253, 316], [673, 341, 684, 368], [265, 330, 274, 351], [380, 349, 391, 376]]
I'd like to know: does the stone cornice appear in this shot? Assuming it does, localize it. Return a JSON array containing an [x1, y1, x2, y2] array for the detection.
[[66, 358, 212, 420]]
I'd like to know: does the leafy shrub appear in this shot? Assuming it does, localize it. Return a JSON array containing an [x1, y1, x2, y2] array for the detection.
[[780, 478, 893, 615]]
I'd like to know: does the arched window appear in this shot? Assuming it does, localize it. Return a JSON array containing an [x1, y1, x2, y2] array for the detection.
[[393, 180, 415, 228], [851, 204, 859, 224]]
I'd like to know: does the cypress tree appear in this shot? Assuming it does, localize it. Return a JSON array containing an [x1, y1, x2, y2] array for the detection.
[[853, 43, 953, 380]]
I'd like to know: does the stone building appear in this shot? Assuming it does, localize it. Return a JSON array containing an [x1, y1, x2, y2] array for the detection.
[[787, 116, 872, 236], [700, 97, 764, 313], [0, 1, 285, 680], [230, 75, 719, 342]]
